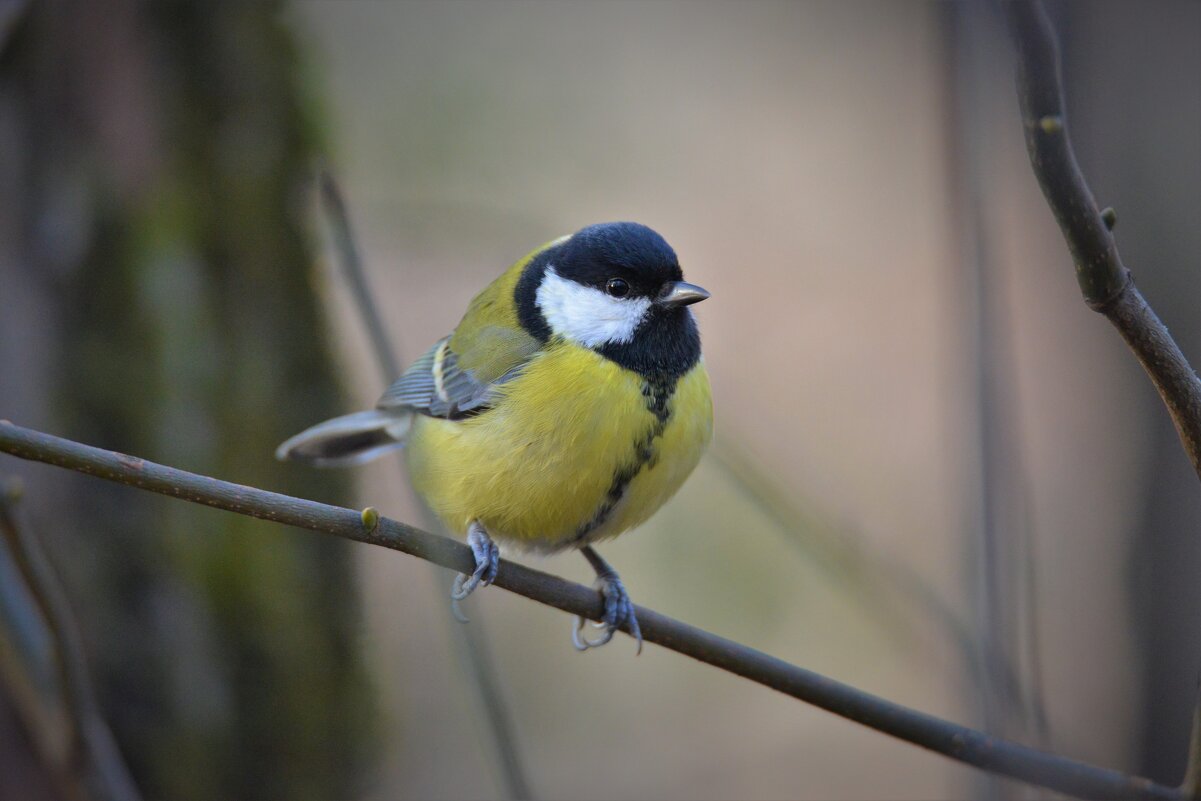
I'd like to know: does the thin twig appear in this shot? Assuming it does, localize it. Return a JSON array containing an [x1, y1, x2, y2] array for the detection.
[[0, 476, 141, 801], [1005, 3, 1201, 794], [711, 442, 1032, 715], [317, 171, 402, 382], [1004, 0, 1201, 484], [0, 420, 1187, 801], [317, 171, 534, 800]]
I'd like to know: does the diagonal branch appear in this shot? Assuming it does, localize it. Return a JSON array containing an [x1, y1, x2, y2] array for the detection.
[[1005, 0, 1201, 483], [0, 419, 1186, 801], [0, 478, 141, 801], [317, 171, 403, 382]]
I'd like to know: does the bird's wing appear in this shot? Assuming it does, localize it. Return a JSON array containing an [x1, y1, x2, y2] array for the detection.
[[375, 328, 540, 419], [376, 241, 551, 419]]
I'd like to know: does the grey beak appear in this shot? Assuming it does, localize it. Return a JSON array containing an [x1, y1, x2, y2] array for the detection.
[[658, 281, 710, 308]]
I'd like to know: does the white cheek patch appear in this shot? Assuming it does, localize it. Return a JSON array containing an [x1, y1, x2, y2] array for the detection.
[[535, 265, 652, 348]]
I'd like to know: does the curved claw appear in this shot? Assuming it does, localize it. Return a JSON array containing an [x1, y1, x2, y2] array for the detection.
[[571, 570, 643, 654], [450, 594, 471, 624], [450, 568, 485, 601], [448, 522, 499, 620]]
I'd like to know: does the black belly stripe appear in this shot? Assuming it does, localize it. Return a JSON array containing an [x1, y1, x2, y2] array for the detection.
[[572, 374, 678, 542]]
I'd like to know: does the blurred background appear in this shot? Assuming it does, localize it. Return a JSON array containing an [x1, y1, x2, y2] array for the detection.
[[1, 1, 1199, 799]]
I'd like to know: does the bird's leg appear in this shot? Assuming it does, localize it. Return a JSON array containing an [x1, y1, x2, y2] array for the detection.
[[450, 521, 499, 621], [572, 545, 643, 654]]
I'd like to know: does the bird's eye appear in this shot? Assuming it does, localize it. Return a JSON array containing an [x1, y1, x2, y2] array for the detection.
[[605, 278, 630, 298]]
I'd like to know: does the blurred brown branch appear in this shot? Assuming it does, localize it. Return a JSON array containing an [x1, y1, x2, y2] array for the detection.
[[0, 420, 1188, 801], [712, 441, 1035, 717], [318, 172, 403, 383], [1005, 0, 1201, 484], [0, 477, 140, 801], [316, 171, 534, 801]]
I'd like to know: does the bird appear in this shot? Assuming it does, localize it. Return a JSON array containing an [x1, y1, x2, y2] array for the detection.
[[276, 221, 712, 652]]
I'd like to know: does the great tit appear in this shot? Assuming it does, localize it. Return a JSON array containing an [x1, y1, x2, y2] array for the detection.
[[277, 222, 712, 651]]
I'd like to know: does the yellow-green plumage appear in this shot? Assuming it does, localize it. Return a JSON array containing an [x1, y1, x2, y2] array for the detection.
[[446, 242, 551, 382], [407, 342, 712, 550]]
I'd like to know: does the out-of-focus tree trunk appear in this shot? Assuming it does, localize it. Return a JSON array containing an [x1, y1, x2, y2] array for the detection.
[[0, 2, 377, 799]]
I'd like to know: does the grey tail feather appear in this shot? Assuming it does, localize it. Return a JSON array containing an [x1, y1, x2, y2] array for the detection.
[[275, 409, 412, 468]]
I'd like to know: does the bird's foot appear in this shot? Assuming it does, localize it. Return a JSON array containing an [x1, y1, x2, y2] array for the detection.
[[572, 547, 643, 654], [450, 522, 499, 622]]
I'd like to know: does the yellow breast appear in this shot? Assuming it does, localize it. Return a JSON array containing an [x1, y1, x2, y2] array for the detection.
[[405, 342, 712, 551]]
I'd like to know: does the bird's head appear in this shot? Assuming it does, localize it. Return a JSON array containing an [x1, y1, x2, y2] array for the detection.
[[515, 222, 708, 377]]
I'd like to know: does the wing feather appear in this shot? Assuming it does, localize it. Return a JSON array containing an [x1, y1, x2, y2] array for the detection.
[[375, 243, 549, 419], [375, 334, 536, 419]]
